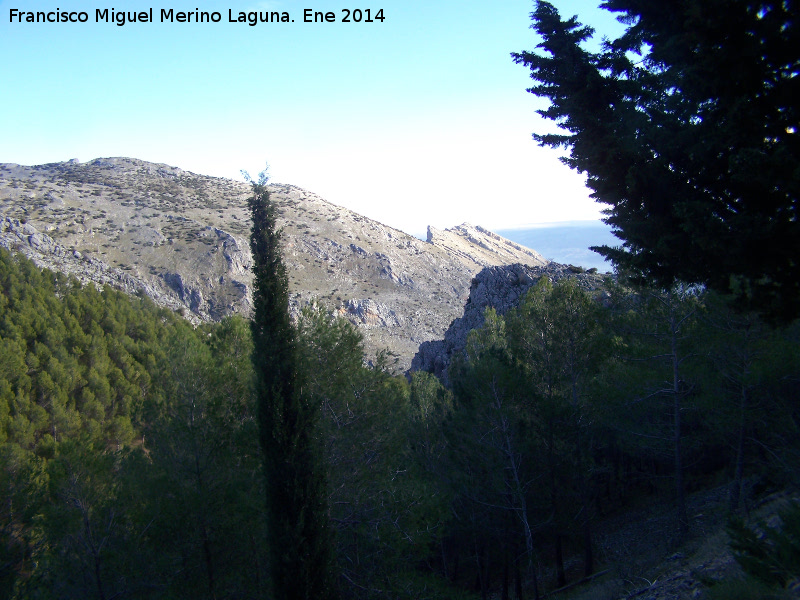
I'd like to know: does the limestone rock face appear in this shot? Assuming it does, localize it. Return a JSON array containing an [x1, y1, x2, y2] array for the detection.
[[0, 157, 550, 370], [426, 223, 547, 269], [336, 298, 403, 328], [0, 216, 193, 318], [410, 262, 607, 384]]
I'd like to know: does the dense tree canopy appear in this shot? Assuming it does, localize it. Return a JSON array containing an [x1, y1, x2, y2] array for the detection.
[[1, 246, 798, 598], [0, 248, 267, 598], [513, 0, 800, 319]]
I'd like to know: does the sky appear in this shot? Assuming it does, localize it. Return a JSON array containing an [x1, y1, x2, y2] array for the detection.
[[0, 0, 626, 237]]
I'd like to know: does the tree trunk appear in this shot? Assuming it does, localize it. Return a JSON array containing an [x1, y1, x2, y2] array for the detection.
[[555, 533, 566, 587], [474, 538, 488, 600], [503, 547, 510, 600], [729, 384, 747, 513], [583, 521, 593, 577], [671, 318, 689, 537]]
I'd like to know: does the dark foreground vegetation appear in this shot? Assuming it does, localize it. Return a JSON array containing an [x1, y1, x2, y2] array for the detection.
[[1, 244, 798, 599]]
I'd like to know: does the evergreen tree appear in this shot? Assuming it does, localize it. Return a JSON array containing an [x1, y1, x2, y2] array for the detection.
[[247, 173, 335, 600], [506, 278, 606, 581], [513, 1, 800, 320], [449, 308, 540, 599], [605, 283, 704, 537]]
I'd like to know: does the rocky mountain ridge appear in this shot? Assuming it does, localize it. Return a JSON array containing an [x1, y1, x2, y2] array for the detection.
[[0, 157, 547, 370], [411, 262, 607, 384]]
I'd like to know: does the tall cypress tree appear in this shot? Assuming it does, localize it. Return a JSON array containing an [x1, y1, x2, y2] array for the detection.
[[248, 173, 335, 600]]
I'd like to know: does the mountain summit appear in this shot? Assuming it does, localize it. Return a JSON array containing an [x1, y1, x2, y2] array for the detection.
[[0, 157, 547, 368]]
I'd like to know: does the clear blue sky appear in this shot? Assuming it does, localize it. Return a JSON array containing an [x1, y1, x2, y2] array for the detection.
[[0, 0, 624, 236]]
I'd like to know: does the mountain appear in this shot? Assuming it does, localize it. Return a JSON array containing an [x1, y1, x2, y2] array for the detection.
[[0, 157, 546, 370]]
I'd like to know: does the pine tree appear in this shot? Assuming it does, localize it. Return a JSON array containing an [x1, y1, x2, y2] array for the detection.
[[513, 1, 800, 320], [248, 173, 335, 600]]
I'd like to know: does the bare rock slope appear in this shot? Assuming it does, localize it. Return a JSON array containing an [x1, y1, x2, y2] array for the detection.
[[0, 157, 547, 369], [411, 262, 607, 383]]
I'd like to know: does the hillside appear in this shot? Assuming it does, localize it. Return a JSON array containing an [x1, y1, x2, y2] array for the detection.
[[0, 157, 546, 369], [2, 217, 797, 600], [411, 262, 608, 384]]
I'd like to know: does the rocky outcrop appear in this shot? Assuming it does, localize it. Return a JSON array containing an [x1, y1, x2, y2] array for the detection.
[[410, 262, 607, 384], [0, 216, 195, 319], [0, 158, 553, 370], [336, 298, 404, 328], [426, 223, 547, 269]]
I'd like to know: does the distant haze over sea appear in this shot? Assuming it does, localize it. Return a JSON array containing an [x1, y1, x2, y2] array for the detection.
[[496, 221, 617, 272]]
